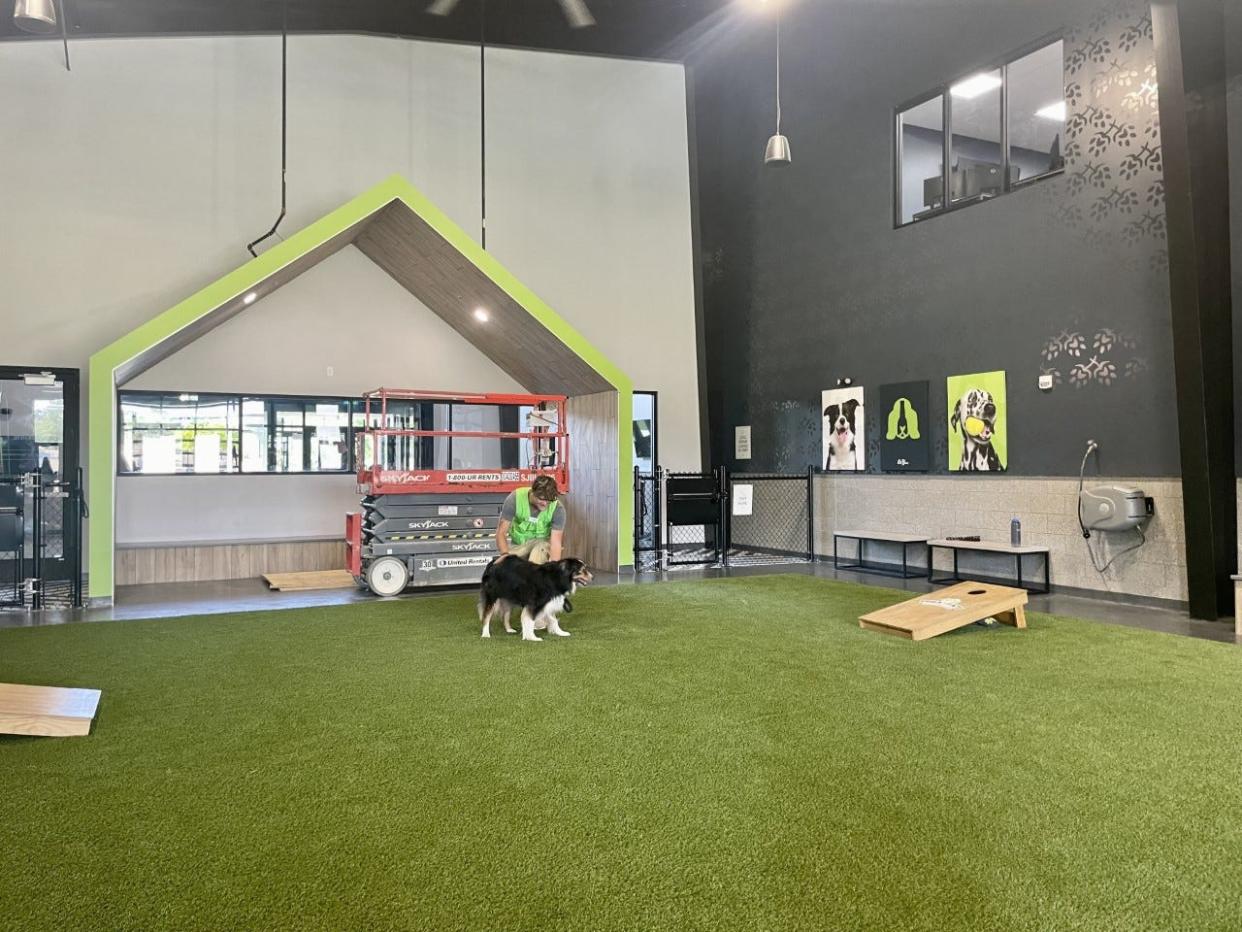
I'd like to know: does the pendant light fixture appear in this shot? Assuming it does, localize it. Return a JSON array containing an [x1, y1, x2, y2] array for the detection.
[[13, 0, 71, 71], [13, 0, 57, 33], [764, 7, 791, 166]]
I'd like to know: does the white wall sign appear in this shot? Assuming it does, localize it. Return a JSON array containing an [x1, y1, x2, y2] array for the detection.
[[732, 483, 754, 516], [735, 425, 752, 460]]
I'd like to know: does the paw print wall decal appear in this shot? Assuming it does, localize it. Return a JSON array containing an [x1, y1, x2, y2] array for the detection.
[[1043, 331, 1088, 361], [1043, 327, 1145, 389], [1057, 4, 1165, 264]]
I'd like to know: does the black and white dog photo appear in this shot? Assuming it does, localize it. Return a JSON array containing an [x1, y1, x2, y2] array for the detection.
[[478, 555, 593, 642], [951, 388, 1004, 472], [822, 389, 864, 471]]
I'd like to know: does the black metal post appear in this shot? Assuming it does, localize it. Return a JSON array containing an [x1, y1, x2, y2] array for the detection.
[[1152, 0, 1236, 618], [806, 465, 815, 561]]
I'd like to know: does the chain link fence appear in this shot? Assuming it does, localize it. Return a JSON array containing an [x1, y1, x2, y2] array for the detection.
[[633, 468, 814, 572], [726, 472, 814, 566]]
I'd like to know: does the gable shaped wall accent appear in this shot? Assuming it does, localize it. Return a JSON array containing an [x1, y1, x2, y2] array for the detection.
[[88, 175, 633, 600]]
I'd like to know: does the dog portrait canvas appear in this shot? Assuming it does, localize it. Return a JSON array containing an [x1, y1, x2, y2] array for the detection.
[[879, 381, 930, 472], [822, 387, 865, 471], [947, 371, 1008, 472]]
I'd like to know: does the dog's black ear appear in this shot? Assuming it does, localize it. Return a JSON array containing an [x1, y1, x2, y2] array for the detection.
[[951, 399, 961, 429], [824, 404, 838, 420], [843, 398, 859, 417]]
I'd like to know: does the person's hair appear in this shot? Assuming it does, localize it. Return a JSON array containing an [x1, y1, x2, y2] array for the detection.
[[531, 475, 560, 502]]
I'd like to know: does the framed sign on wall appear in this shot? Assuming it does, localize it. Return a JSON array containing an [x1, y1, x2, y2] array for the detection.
[[879, 381, 930, 472], [947, 370, 1007, 472], [822, 387, 865, 471]]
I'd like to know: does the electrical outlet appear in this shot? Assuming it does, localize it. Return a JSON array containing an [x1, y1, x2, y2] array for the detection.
[[326, 366, 334, 377], [1038, 374, 1054, 391]]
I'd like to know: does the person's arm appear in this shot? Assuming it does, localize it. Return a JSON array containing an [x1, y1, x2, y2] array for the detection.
[[548, 529, 563, 561], [496, 491, 517, 554]]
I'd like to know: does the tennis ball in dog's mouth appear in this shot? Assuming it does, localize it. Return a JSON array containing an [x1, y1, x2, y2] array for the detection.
[[964, 416, 988, 437]]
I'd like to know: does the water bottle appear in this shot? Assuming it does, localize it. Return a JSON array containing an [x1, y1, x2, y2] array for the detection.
[[1010, 517, 1022, 547]]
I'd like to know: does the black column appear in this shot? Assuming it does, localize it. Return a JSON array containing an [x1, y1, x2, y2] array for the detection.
[[1152, 0, 1236, 618]]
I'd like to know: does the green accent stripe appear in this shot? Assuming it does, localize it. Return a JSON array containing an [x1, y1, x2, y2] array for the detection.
[[88, 175, 634, 598]]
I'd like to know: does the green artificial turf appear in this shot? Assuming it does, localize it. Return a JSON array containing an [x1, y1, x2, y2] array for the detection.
[[3, 575, 1242, 931]]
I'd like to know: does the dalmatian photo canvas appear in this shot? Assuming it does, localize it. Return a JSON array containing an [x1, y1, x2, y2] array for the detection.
[[822, 386, 865, 472], [947, 370, 1008, 472]]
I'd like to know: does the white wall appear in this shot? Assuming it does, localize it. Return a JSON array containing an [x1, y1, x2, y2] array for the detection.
[[127, 245, 524, 397], [0, 34, 701, 549]]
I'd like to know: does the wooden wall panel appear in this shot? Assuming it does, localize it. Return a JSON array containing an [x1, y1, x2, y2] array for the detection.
[[355, 203, 613, 396], [565, 391, 619, 572], [116, 539, 346, 586]]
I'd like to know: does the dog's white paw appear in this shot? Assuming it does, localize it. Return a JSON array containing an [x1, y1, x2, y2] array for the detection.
[[481, 629, 491, 638], [505, 627, 517, 634], [552, 629, 571, 637], [522, 634, 542, 642]]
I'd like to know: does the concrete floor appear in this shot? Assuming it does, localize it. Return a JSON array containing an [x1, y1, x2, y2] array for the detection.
[[1, 560, 1237, 645]]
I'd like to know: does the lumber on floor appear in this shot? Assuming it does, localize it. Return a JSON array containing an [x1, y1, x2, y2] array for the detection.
[[262, 569, 358, 592]]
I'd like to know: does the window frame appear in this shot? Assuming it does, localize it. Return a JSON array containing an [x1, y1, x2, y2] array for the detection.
[[117, 390, 360, 477], [893, 32, 1066, 229]]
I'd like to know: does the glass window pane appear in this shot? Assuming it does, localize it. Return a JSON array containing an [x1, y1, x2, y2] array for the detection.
[[306, 402, 350, 471], [898, 95, 944, 224], [949, 68, 1004, 203], [241, 399, 270, 473], [119, 393, 239, 474], [633, 392, 655, 474], [273, 401, 305, 472], [1007, 41, 1066, 182]]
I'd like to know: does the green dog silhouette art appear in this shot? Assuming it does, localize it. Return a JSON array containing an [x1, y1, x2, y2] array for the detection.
[[886, 397, 920, 441]]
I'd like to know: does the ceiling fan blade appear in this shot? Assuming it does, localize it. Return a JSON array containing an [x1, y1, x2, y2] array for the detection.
[[426, 0, 461, 16], [557, 0, 596, 28]]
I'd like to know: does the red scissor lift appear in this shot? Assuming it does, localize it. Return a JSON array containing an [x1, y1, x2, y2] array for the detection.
[[347, 389, 568, 595]]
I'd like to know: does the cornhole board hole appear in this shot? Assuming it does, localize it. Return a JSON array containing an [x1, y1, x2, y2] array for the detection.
[[0, 683, 102, 737], [859, 581, 1028, 641]]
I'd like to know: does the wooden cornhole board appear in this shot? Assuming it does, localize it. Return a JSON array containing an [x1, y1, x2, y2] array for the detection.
[[859, 581, 1028, 641], [0, 683, 101, 737]]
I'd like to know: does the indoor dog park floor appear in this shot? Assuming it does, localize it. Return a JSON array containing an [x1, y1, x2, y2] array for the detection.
[[3, 574, 1241, 931]]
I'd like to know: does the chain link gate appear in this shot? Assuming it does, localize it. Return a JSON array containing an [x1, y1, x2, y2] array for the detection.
[[633, 466, 662, 571], [663, 468, 727, 566], [0, 471, 86, 610], [724, 469, 815, 566]]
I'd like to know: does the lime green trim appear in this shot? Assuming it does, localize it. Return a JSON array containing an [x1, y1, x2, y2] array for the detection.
[[88, 175, 634, 598]]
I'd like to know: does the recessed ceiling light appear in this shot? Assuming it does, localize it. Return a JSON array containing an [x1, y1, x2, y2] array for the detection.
[[950, 73, 1002, 99], [473, 307, 490, 323], [1035, 101, 1067, 122], [242, 292, 258, 305]]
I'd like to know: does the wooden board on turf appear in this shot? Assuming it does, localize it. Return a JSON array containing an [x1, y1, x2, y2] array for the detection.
[[0, 683, 101, 737], [859, 581, 1028, 641], [262, 569, 358, 592]]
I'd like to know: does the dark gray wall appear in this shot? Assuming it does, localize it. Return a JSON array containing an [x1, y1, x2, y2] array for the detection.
[[694, 0, 1177, 476]]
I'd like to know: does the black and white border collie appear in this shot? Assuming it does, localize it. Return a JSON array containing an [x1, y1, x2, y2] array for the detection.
[[823, 398, 860, 470], [951, 388, 1004, 471], [478, 556, 593, 642]]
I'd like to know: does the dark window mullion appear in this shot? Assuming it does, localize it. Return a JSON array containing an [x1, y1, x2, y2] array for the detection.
[[266, 400, 277, 472], [942, 91, 952, 214], [302, 402, 311, 471], [1000, 62, 1011, 192]]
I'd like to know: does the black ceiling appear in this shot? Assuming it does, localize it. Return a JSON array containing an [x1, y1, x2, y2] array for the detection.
[[0, 0, 738, 61]]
